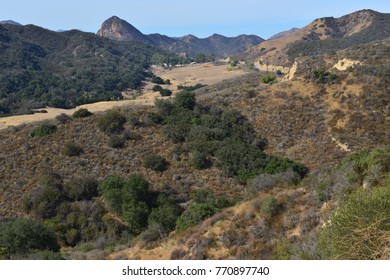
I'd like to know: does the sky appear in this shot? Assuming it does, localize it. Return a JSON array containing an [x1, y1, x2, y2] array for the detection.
[[1, 0, 389, 39]]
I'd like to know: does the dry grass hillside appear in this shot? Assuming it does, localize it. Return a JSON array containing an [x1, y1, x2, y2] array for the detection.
[[0, 107, 242, 218], [247, 9, 390, 67], [106, 40, 390, 260], [0, 38, 388, 260]]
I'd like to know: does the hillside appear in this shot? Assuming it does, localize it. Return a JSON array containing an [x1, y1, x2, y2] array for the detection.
[[1, 37, 389, 260], [247, 9, 390, 66], [268, 28, 299, 40], [0, 9, 389, 261], [97, 16, 264, 57], [0, 23, 171, 115]]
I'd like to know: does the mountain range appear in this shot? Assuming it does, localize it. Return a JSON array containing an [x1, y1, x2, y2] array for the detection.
[[97, 16, 264, 57], [1, 8, 390, 115], [247, 9, 390, 65]]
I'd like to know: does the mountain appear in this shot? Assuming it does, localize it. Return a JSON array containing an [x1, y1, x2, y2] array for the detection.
[[0, 20, 22, 26], [0, 23, 168, 114], [248, 9, 390, 66], [268, 28, 299, 40], [97, 16, 264, 57], [97, 16, 151, 43]]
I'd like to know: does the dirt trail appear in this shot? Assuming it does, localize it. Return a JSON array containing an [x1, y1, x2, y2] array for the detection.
[[0, 63, 249, 130]]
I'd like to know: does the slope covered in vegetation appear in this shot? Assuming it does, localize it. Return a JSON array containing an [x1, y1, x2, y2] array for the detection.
[[0, 25, 389, 260], [0, 24, 172, 115]]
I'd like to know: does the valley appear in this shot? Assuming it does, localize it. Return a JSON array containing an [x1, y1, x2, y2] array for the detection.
[[0, 8, 389, 261], [0, 62, 249, 130]]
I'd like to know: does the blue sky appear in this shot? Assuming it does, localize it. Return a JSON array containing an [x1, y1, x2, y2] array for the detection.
[[1, 0, 389, 38]]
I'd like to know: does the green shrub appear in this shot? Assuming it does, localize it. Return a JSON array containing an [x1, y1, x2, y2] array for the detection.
[[127, 114, 141, 126], [312, 69, 337, 84], [264, 157, 308, 178], [237, 168, 258, 184], [176, 190, 231, 232], [272, 238, 292, 260], [72, 108, 92, 118], [261, 197, 278, 218], [98, 110, 126, 134], [155, 99, 174, 117], [27, 173, 64, 219], [147, 112, 164, 124], [100, 174, 151, 234], [99, 175, 125, 215], [171, 144, 185, 160], [152, 85, 163, 92], [177, 84, 205, 91], [262, 74, 277, 84], [161, 108, 194, 143], [47, 200, 117, 247], [148, 202, 182, 233], [143, 154, 168, 173], [62, 142, 83, 157], [121, 174, 151, 234], [318, 187, 390, 259], [176, 203, 216, 232], [216, 139, 267, 177], [56, 113, 71, 124], [122, 201, 150, 234], [0, 218, 59, 257], [108, 135, 125, 148], [140, 224, 164, 243], [174, 91, 196, 110], [64, 177, 98, 201], [338, 147, 390, 186], [191, 151, 211, 170], [159, 88, 172, 97], [30, 123, 57, 137], [151, 75, 165, 84]]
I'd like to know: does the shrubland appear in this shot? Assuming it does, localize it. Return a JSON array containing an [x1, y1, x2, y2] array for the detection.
[[0, 39, 389, 259]]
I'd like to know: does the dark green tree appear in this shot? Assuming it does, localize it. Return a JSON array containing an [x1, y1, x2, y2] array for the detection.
[[174, 91, 196, 110], [99, 175, 126, 215], [143, 154, 168, 173], [0, 218, 60, 257], [98, 110, 126, 134]]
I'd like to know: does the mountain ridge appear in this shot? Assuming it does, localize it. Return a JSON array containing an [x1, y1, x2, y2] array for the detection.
[[247, 9, 390, 66], [97, 16, 264, 57], [0, 23, 170, 114], [268, 28, 299, 40]]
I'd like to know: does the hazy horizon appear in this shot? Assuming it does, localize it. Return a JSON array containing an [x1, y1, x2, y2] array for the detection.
[[1, 0, 389, 39]]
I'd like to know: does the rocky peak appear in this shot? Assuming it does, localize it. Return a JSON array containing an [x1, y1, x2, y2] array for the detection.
[[97, 16, 150, 43]]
